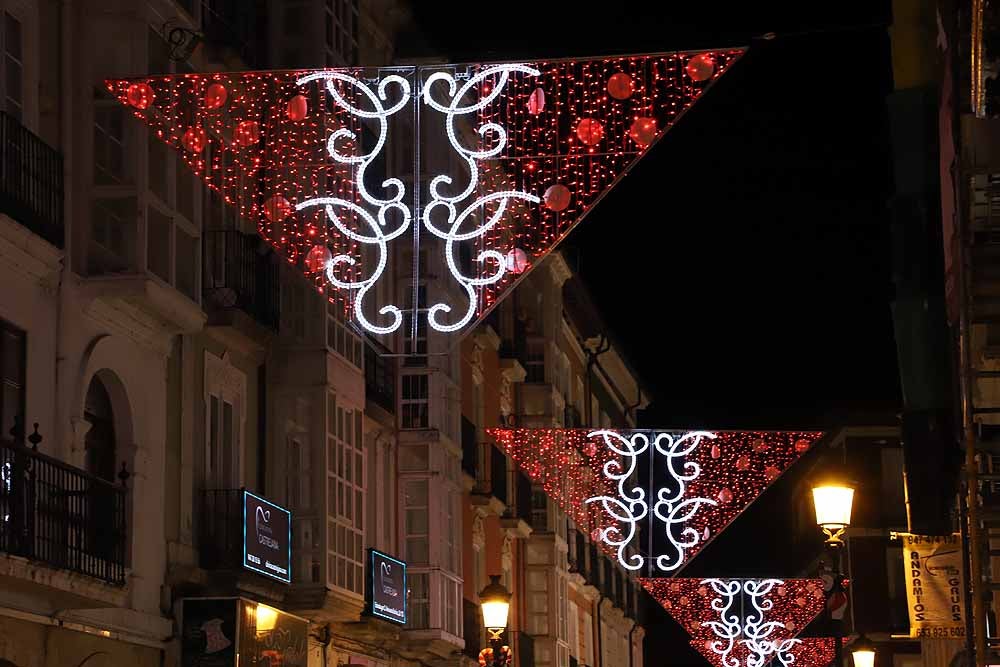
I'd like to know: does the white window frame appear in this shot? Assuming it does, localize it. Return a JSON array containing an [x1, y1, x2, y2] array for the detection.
[[203, 351, 246, 489]]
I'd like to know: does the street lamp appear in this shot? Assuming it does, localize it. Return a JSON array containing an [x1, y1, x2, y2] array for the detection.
[[480, 575, 513, 667], [850, 634, 876, 667], [812, 475, 855, 667]]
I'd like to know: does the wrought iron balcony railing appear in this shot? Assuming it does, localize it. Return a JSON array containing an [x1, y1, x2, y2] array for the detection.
[[365, 336, 396, 414], [0, 439, 127, 585], [0, 111, 64, 248], [203, 230, 280, 331]]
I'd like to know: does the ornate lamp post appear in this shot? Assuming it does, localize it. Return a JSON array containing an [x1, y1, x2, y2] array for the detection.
[[480, 575, 513, 667], [812, 477, 856, 667], [850, 634, 876, 667]]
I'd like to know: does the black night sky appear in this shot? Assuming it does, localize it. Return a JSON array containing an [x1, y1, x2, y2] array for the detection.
[[404, 3, 898, 665], [405, 2, 900, 429]]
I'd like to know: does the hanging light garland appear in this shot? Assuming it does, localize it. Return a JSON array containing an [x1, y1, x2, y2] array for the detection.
[[107, 49, 743, 337]]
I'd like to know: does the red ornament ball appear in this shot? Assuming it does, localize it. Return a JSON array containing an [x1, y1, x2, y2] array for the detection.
[[777, 586, 787, 597], [182, 126, 207, 153], [686, 54, 716, 82], [753, 438, 769, 452], [234, 120, 260, 147], [735, 455, 751, 471], [264, 195, 293, 222], [710, 444, 721, 459], [527, 87, 545, 115], [607, 72, 634, 100], [628, 117, 657, 147], [717, 488, 732, 504], [287, 94, 309, 120], [794, 438, 811, 453], [764, 465, 781, 480], [126, 82, 154, 110], [305, 244, 332, 273], [506, 248, 529, 274], [543, 184, 572, 212], [204, 83, 228, 110], [576, 118, 605, 146]]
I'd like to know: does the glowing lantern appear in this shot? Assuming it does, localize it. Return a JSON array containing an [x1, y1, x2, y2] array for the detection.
[[204, 83, 228, 109], [527, 87, 545, 115], [305, 244, 332, 273], [182, 126, 207, 153], [264, 195, 293, 222], [543, 184, 571, 212], [287, 95, 309, 120], [576, 118, 604, 146], [607, 73, 633, 100], [126, 82, 154, 110], [234, 120, 260, 147], [505, 248, 529, 274], [686, 54, 716, 82], [628, 117, 657, 147]]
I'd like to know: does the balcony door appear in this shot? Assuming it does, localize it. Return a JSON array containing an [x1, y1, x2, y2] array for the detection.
[[204, 351, 245, 490], [83, 375, 118, 563]]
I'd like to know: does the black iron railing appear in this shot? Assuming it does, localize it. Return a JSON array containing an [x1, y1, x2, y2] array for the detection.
[[364, 336, 396, 414], [203, 230, 280, 331], [0, 440, 126, 585], [490, 445, 508, 505], [198, 488, 243, 570], [0, 111, 64, 248]]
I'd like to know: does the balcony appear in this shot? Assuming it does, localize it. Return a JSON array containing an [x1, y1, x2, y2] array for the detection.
[[365, 336, 396, 416], [0, 439, 127, 587], [203, 230, 280, 335], [0, 110, 64, 248]]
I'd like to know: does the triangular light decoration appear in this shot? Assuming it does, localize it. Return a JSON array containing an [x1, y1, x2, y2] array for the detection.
[[107, 50, 743, 339], [641, 577, 827, 667], [487, 429, 822, 574]]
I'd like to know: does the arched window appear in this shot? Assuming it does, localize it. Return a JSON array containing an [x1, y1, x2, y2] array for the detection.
[[84, 376, 116, 482]]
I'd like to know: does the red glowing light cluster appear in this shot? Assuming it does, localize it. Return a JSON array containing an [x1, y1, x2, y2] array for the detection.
[[487, 429, 821, 567], [641, 578, 832, 667], [107, 50, 742, 333], [640, 578, 826, 638]]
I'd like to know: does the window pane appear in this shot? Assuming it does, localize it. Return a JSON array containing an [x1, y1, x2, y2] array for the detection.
[[148, 134, 169, 203], [91, 198, 136, 271], [223, 400, 234, 486]]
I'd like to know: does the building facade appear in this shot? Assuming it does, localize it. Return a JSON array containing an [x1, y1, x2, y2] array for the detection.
[[0, 2, 650, 667]]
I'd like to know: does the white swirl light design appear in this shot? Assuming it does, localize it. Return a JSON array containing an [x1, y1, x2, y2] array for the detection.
[[701, 579, 802, 667], [585, 430, 717, 573], [421, 64, 542, 332], [296, 71, 412, 334]]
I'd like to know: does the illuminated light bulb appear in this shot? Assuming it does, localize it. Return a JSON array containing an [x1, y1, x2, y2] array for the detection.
[[543, 184, 571, 212], [287, 94, 309, 120], [628, 117, 657, 147], [686, 53, 716, 82], [205, 83, 228, 109], [182, 126, 207, 153], [234, 120, 260, 147], [505, 248, 529, 274], [305, 244, 332, 273], [264, 195, 293, 222], [527, 87, 545, 114], [607, 72, 634, 100], [126, 82, 154, 109], [576, 118, 604, 146]]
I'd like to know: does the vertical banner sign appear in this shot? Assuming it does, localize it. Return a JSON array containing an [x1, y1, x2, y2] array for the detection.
[[243, 491, 292, 583], [899, 533, 966, 638], [367, 549, 407, 624]]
